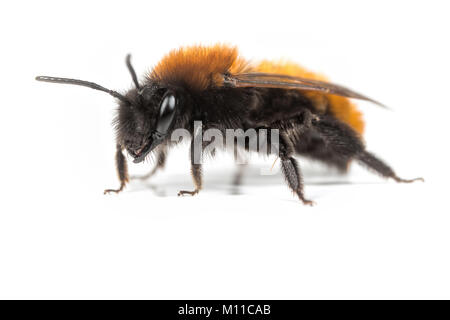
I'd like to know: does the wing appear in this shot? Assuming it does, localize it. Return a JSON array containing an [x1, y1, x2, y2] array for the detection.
[[223, 72, 387, 109]]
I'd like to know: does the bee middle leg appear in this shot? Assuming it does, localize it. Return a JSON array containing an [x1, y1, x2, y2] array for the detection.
[[232, 163, 248, 187], [232, 148, 248, 187], [279, 134, 315, 206]]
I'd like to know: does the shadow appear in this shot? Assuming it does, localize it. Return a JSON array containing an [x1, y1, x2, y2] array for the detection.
[[127, 163, 383, 197], [307, 180, 386, 186]]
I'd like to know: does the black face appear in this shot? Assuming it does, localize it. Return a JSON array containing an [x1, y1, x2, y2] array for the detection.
[[115, 85, 180, 163], [35, 56, 187, 164]]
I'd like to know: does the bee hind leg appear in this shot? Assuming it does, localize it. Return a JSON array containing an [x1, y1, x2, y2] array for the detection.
[[357, 151, 424, 183], [313, 117, 424, 183]]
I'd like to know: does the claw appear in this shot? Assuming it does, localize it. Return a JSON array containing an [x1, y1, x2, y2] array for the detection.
[[297, 192, 315, 206], [104, 189, 121, 194], [177, 190, 199, 196], [393, 176, 424, 183], [302, 199, 316, 206], [104, 183, 125, 194]]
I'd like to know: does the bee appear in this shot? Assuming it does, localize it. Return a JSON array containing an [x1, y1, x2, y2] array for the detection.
[[36, 44, 423, 205]]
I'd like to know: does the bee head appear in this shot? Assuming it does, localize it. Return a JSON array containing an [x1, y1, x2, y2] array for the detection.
[[36, 54, 188, 164], [115, 84, 182, 163]]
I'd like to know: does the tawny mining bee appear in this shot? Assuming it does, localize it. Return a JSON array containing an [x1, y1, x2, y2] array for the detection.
[[36, 44, 423, 205]]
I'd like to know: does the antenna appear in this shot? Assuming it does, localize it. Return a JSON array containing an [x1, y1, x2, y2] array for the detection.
[[35, 76, 129, 103], [126, 54, 140, 90]]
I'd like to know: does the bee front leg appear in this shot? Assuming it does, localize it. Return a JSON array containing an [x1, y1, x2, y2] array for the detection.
[[178, 164, 202, 196], [104, 144, 129, 194], [178, 138, 202, 197]]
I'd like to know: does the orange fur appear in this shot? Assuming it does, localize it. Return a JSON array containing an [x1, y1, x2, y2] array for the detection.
[[151, 45, 364, 135], [255, 60, 365, 135], [150, 44, 249, 91]]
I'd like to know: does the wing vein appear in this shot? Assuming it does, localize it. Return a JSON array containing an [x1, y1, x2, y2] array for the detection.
[[223, 72, 388, 109]]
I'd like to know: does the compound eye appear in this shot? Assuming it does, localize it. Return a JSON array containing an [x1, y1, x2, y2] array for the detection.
[[156, 91, 177, 134]]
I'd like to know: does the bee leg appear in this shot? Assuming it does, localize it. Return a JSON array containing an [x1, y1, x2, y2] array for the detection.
[[104, 144, 129, 194], [279, 135, 315, 206], [357, 151, 424, 183], [294, 131, 351, 172], [178, 139, 202, 197], [232, 163, 248, 187], [131, 148, 166, 180], [178, 164, 202, 196], [232, 148, 248, 187], [313, 117, 424, 183]]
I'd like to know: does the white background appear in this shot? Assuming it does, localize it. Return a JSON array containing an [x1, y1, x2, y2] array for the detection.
[[1, 0, 449, 299]]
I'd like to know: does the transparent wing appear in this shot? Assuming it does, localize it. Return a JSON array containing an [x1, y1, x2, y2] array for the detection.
[[223, 72, 387, 108]]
